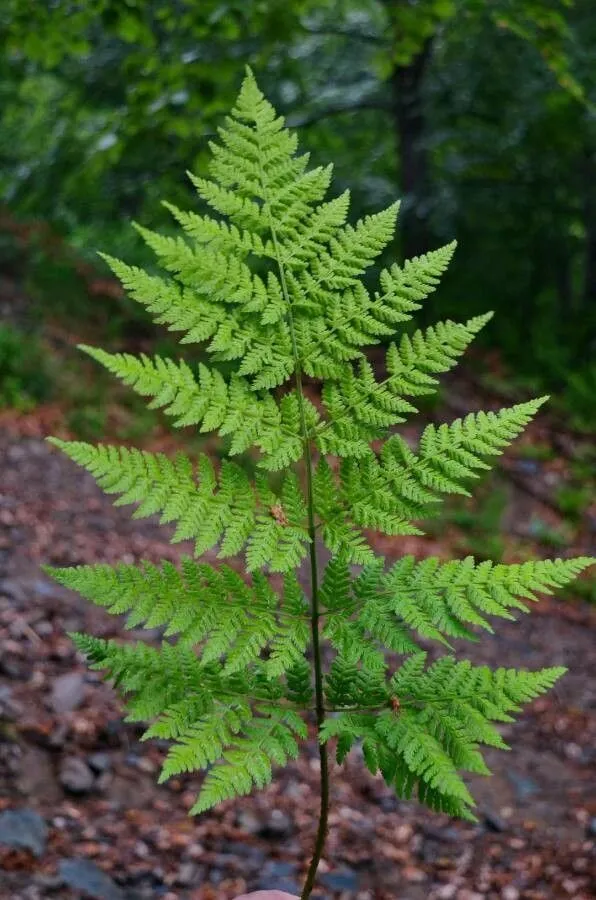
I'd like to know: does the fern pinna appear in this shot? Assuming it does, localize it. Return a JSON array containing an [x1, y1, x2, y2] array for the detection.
[[47, 72, 594, 898]]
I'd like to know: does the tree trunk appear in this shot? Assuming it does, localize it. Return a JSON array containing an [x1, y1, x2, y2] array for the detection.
[[390, 38, 433, 260]]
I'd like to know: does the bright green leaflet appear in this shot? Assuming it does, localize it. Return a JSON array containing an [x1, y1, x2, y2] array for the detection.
[[47, 71, 594, 899]]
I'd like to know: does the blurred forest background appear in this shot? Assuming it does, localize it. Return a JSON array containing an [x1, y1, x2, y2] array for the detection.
[[1, 0, 596, 592], [2, 6, 596, 897]]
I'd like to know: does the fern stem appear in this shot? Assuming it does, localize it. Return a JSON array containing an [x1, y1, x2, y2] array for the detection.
[[267, 210, 329, 900], [299, 431, 330, 900]]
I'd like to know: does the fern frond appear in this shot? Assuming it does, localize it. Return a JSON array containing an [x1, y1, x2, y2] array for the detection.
[[340, 453, 426, 538], [325, 655, 388, 710], [317, 314, 491, 458], [374, 242, 457, 324], [51, 559, 311, 678], [391, 653, 566, 720], [159, 701, 254, 782], [190, 706, 307, 813], [99, 255, 224, 346], [80, 346, 227, 429], [415, 398, 549, 497], [385, 314, 492, 399], [49, 72, 593, 830], [310, 203, 400, 293], [162, 200, 273, 258], [264, 575, 310, 678], [333, 397, 548, 547], [70, 633, 217, 724], [322, 655, 564, 820], [278, 191, 351, 268], [319, 553, 352, 612], [49, 439, 308, 571], [313, 458, 376, 564], [380, 554, 596, 640], [375, 708, 476, 815]]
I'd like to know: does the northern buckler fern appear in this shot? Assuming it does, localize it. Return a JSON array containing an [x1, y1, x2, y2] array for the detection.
[[47, 72, 594, 898]]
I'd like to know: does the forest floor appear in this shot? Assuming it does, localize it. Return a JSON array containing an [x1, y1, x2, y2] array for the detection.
[[2, 239, 596, 899], [1, 388, 596, 900]]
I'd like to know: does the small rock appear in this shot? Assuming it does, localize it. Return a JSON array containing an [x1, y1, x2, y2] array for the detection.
[[96, 772, 113, 793], [33, 579, 56, 599], [136, 755, 156, 773], [516, 459, 539, 476], [59, 756, 95, 794], [403, 865, 426, 882], [59, 858, 126, 900], [175, 862, 200, 886], [50, 672, 85, 714], [88, 752, 111, 774], [49, 723, 69, 748], [502, 887, 520, 900], [508, 837, 526, 850], [225, 841, 266, 864], [395, 823, 413, 842], [186, 842, 205, 860], [284, 779, 304, 801], [0, 685, 22, 719], [320, 868, 359, 891], [212, 851, 244, 871], [436, 886, 457, 900], [0, 578, 26, 604], [265, 863, 296, 876], [258, 808, 293, 839], [257, 860, 298, 890], [236, 809, 261, 835], [17, 747, 61, 803], [564, 742, 583, 761], [483, 809, 508, 833], [34, 874, 64, 889], [134, 840, 150, 859], [0, 808, 47, 857], [420, 838, 442, 864], [506, 770, 539, 800]]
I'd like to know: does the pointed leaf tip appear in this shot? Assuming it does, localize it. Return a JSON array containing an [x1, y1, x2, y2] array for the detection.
[[77, 343, 99, 358], [466, 311, 494, 333]]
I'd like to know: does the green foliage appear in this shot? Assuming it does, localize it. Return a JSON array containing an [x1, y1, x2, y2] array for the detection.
[[1, 0, 593, 407], [321, 656, 565, 819], [48, 74, 594, 829], [48, 439, 309, 571], [0, 324, 52, 410]]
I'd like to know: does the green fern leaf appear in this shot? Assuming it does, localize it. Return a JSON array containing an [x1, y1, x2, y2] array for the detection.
[[47, 72, 594, 840]]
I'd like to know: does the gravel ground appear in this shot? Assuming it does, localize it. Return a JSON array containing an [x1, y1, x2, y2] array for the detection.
[[1, 427, 596, 900]]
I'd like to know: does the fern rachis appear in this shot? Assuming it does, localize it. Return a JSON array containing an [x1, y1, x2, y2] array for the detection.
[[47, 71, 595, 899]]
